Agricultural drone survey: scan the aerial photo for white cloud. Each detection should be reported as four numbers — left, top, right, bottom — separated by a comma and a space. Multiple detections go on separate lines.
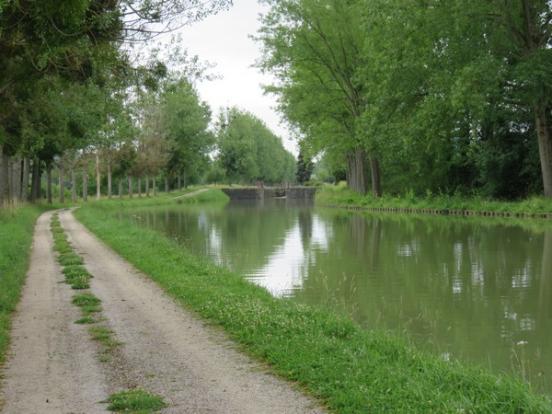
162, 0, 298, 155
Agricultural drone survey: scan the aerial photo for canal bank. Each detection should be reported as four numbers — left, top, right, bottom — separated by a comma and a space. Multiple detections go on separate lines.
316, 184, 552, 219
73, 193, 551, 413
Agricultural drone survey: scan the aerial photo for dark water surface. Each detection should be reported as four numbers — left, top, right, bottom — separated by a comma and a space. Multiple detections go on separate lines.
121, 200, 552, 394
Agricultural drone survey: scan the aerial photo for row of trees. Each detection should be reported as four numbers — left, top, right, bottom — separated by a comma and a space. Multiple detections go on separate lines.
258, 0, 552, 199
0, 0, 234, 206
212, 108, 296, 184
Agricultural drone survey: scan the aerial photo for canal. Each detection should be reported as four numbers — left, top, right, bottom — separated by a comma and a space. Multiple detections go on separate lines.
121, 199, 552, 394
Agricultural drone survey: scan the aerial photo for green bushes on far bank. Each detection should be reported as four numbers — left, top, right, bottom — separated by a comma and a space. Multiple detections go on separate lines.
316, 183, 552, 217
0, 206, 45, 366
75, 202, 551, 414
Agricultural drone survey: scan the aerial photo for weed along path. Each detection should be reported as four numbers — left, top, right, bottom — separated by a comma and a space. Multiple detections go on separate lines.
1, 212, 108, 413
57, 209, 325, 414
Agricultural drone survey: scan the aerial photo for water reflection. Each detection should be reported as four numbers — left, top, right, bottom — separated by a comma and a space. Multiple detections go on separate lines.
123, 204, 552, 394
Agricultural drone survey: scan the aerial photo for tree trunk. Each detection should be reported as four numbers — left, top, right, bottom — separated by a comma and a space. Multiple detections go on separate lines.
6, 157, 12, 204
47, 165, 53, 204
107, 160, 112, 199
58, 163, 64, 204
71, 168, 77, 203
369, 156, 382, 197
95, 151, 101, 200
30, 158, 41, 202
164, 177, 169, 193
0, 147, 8, 206
83, 164, 88, 202
145, 175, 150, 196
128, 175, 133, 198
21, 158, 30, 201
138, 177, 142, 197
346, 148, 368, 194
10, 157, 21, 203
535, 104, 552, 198
177, 173, 182, 190
118, 179, 123, 198
152, 176, 156, 196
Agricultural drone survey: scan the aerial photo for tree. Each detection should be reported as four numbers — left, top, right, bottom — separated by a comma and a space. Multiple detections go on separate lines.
258, 0, 381, 195
296, 152, 314, 185
216, 108, 295, 185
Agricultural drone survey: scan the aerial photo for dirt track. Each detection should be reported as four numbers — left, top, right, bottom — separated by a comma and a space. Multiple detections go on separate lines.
1, 210, 324, 414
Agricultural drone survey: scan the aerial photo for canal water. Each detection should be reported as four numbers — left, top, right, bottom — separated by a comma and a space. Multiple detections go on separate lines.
121, 200, 552, 394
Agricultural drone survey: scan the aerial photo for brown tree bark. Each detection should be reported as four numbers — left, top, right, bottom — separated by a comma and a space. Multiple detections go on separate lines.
346, 148, 368, 194
0, 147, 8, 205
177, 173, 182, 190
58, 163, 65, 204
535, 104, 552, 198
128, 175, 133, 198
83, 164, 88, 202
95, 151, 101, 200
164, 177, 169, 193
30, 158, 41, 202
107, 160, 112, 199
152, 176, 156, 196
10, 157, 21, 203
369, 156, 382, 197
6, 157, 12, 204
21, 158, 30, 201
71, 168, 77, 203
47, 165, 53, 204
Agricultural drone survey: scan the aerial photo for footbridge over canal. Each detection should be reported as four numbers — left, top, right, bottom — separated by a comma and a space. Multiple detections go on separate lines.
221, 186, 317, 201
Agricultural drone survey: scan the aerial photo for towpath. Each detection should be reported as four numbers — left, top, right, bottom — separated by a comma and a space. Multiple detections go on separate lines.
1, 210, 325, 414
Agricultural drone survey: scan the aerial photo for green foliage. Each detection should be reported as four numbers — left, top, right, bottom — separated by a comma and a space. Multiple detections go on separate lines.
215, 108, 296, 184
76, 203, 551, 413
258, 0, 552, 199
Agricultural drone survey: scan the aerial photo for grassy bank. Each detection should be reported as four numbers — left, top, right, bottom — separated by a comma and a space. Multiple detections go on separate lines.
75, 198, 551, 413
316, 183, 552, 217
0, 205, 50, 366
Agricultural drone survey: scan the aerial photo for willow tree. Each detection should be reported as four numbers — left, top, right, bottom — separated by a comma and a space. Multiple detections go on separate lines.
258, 0, 380, 195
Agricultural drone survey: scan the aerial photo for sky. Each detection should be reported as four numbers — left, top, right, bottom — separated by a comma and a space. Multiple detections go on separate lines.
162, 0, 297, 155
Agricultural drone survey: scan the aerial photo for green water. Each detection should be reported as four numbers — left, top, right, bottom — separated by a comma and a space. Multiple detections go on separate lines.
123, 200, 552, 394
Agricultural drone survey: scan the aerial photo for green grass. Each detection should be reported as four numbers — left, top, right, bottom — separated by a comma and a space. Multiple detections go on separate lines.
316, 183, 552, 216
88, 326, 120, 350
0, 205, 49, 367
50, 215, 120, 361
75, 203, 552, 413
75, 316, 97, 325
57, 252, 84, 266
105, 389, 167, 413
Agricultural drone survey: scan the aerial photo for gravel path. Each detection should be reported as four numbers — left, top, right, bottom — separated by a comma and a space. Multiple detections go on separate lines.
3, 209, 323, 413
173, 188, 208, 200
1, 212, 108, 414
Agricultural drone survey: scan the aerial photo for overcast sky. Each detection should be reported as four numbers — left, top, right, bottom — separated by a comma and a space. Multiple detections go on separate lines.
165, 0, 297, 155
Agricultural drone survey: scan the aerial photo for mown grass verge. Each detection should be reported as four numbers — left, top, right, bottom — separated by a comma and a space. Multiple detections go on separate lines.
0, 205, 49, 367
316, 183, 552, 218
75, 202, 552, 413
